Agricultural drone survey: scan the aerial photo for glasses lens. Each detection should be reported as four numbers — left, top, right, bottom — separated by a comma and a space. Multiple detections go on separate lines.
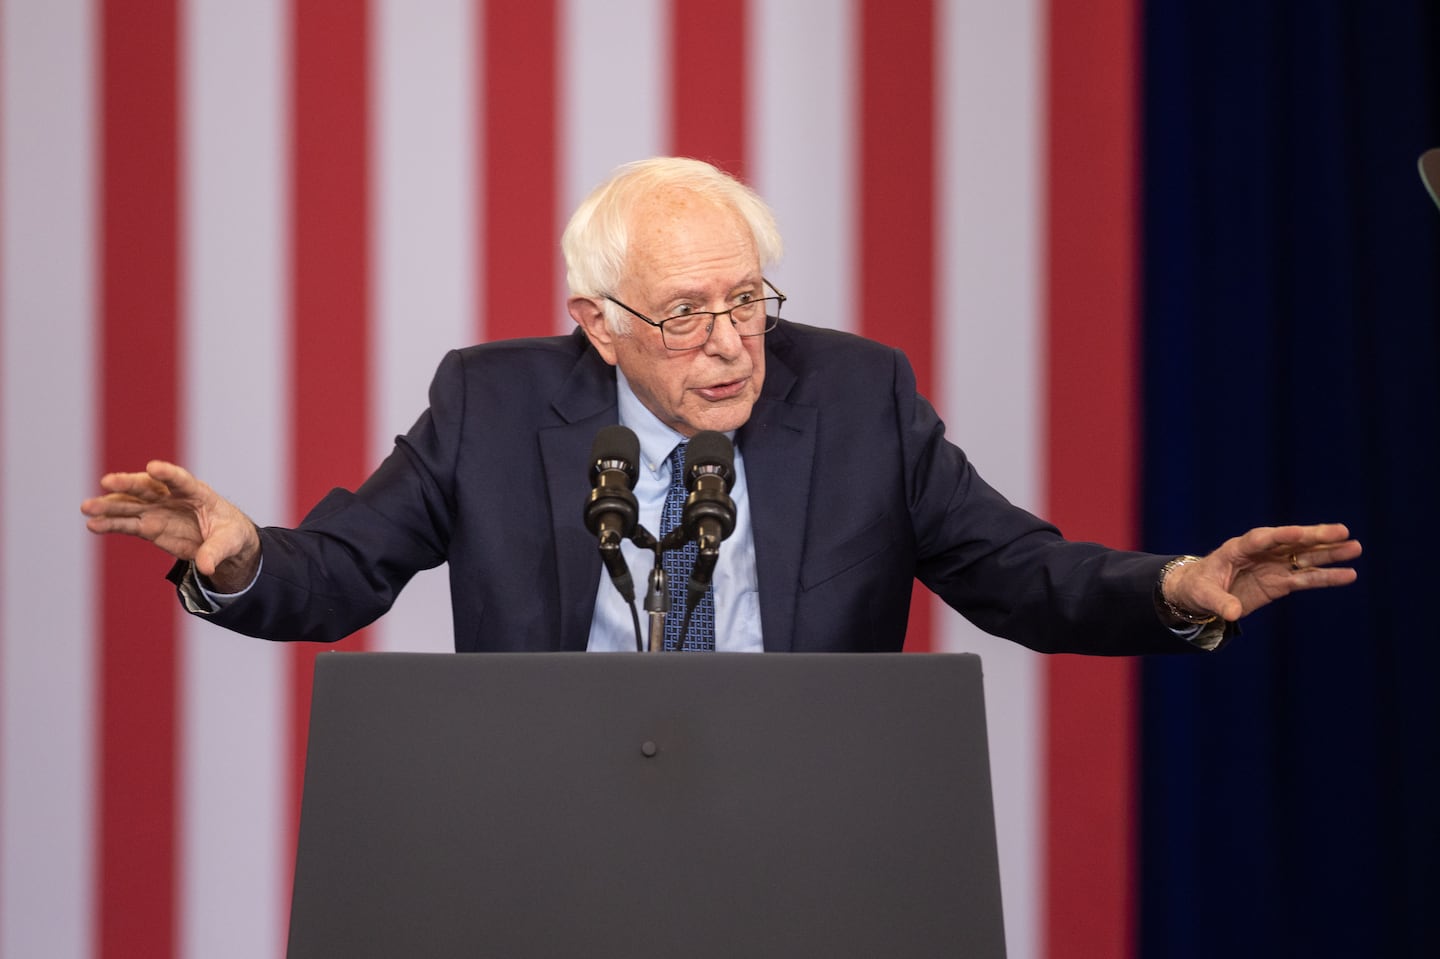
661, 313, 710, 350
658, 295, 782, 349
735, 297, 781, 337
730, 300, 762, 332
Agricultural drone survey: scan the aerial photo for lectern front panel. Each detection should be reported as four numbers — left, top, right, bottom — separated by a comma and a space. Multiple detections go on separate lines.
288, 652, 1005, 958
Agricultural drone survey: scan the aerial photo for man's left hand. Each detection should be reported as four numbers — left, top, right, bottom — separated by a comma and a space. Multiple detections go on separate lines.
1163, 523, 1362, 623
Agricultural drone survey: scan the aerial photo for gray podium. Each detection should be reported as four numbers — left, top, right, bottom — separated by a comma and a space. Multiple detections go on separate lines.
287, 652, 1007, 958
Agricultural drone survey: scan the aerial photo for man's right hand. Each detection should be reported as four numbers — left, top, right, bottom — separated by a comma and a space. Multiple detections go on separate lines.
80, 460, 261, 593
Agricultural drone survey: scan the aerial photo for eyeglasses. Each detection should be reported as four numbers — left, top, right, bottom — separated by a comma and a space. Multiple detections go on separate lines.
604, 278, 786, 351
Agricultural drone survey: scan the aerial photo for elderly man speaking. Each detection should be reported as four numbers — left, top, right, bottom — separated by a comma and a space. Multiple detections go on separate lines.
82, 157, 1359, 654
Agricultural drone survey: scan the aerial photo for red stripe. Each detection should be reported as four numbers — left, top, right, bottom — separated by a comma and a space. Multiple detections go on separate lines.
1044, 0, 1140, 956
481, 0, 557, 342
288, 0, 372, 909
668, 0, 748, 179
98, 2, 181, 955
857, 0, 936, 652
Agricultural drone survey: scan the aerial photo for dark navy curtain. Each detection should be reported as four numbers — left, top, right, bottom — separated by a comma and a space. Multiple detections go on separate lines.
1140, 2, 1440, 956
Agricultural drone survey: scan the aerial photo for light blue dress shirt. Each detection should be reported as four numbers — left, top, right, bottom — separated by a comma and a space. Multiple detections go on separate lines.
585, 369, 764, 653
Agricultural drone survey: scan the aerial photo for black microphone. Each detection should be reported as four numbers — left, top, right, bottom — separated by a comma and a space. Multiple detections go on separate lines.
584, 425, 640, 602
678, 430, 736, 603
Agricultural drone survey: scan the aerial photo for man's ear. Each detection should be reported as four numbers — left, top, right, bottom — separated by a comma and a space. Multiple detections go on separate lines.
568, 296, 618, 365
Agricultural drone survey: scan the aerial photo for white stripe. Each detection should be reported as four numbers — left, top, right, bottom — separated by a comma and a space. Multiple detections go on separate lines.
0, 4, 1060, 951
560, 0, 667, 311
370, 0, 476, 654
937, 2, 1044, 957
0, 2, 97, 957
749, 0, 857, 334
179, 1, 290, 955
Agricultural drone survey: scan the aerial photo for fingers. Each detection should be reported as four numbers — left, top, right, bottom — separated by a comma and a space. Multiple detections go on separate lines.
1254, 523, 1353, 550
1290, 538, 1363, 570
1288, 566, 1359, 589
81, 513, 146, 537
80, 480, 169, 529
95, 469, 171, 501
83, 461, 207, 519
1236, 524, 1361, 565
79, 491, 156, 527
90, 461, 199, 501
144, 459, 200, 495
81, 461, 201, 547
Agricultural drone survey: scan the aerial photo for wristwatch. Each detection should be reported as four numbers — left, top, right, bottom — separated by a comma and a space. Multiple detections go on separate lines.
1155, 555, 1218, 626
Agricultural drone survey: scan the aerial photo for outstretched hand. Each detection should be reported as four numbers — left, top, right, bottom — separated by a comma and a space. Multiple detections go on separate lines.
80, 460, 261, 592
1163, 523, 1361, 623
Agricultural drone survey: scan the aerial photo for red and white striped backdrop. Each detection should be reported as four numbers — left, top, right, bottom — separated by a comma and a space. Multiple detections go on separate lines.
0, 1, 1140, 956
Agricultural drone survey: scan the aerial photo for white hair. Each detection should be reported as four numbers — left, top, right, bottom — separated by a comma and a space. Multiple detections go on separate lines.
563, 157, 783, 334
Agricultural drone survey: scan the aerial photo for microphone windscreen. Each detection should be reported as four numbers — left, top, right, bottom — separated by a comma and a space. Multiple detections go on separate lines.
1422, 149, 1440, 212
590, 425, 640, 484
685, 431, 735, 490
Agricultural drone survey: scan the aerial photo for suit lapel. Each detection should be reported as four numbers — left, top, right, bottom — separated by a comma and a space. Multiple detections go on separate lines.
540, 337, 619, 651
540, 329, 817, 653
737, 345, 816, 653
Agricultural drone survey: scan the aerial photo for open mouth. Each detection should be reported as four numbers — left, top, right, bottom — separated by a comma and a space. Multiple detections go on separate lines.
695, 377, 747, 401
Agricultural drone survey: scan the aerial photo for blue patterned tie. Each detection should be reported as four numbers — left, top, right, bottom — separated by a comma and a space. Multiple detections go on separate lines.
660, 442, 716, 651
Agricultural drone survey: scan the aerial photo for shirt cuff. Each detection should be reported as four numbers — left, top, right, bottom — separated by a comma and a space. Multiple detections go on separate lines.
1183, 620, 1227, 652
174, 557, 262, 614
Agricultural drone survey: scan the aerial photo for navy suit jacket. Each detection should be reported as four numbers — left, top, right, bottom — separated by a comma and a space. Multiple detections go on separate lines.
196, 321, 1191, 656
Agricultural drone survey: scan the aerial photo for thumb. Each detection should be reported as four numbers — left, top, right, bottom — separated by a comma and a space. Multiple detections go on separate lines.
193, 523, 257, 581
1188, 580, 1243, 622
192, 537, 231, 579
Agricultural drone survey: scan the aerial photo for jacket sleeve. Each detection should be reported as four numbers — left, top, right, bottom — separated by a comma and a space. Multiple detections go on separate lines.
179, 350, 469, 643
893, 348, 1202, 655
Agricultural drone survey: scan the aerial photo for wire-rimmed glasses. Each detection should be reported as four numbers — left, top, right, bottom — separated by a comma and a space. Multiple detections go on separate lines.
604, 278, 786, 351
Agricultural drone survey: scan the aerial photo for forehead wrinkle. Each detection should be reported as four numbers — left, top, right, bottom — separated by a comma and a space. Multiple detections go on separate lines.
656, 271, 761, 306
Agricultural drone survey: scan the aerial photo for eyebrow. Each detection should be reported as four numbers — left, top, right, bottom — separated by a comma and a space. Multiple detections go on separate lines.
655, 277, 763, 310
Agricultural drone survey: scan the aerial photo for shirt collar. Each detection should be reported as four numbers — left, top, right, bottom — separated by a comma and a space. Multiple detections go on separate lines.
615, 367, 736, 477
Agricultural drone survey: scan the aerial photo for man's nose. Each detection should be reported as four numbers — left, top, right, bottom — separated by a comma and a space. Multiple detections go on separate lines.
703, 310, 745, 356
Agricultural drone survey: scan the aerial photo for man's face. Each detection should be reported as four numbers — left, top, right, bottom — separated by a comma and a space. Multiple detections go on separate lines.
574, 190, 766, 437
